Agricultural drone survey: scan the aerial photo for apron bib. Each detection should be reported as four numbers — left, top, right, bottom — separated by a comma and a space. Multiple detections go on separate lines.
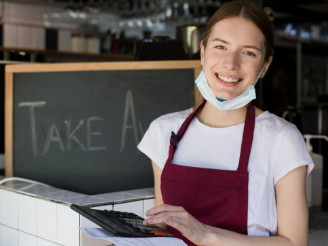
161, 101, 255, 245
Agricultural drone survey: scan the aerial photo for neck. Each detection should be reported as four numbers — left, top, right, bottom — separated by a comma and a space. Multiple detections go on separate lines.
197, 101, 249, 128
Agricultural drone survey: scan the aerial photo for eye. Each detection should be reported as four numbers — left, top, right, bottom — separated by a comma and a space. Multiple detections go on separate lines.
244, 50, 257, 57
215, 45, 226, 50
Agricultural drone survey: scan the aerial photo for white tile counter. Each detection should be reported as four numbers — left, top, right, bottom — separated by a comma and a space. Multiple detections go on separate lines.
0, 177, 155, 246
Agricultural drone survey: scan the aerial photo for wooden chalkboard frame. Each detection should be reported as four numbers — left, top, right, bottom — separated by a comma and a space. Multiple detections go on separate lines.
5, 60, 202, 189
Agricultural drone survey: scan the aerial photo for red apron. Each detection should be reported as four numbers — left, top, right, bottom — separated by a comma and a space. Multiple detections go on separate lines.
161, 101, 255, 246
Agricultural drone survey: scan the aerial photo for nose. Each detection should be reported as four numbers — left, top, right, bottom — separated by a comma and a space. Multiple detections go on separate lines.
223, 51, 240, 70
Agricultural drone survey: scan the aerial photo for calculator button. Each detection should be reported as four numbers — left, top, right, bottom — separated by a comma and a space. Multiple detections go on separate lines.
151, 230, 170, 236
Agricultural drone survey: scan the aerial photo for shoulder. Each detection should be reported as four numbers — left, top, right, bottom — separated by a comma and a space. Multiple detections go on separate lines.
254, 111, 305, 153
256, 111, 299, 134
252, 111, 313, 183
149, 108, 193, 131
138, 108, 193, 169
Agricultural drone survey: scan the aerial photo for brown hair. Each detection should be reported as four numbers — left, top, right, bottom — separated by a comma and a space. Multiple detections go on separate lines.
202, 0, 273, 61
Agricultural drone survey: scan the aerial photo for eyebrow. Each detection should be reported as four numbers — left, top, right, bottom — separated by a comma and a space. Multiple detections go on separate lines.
212, 37, 262, 52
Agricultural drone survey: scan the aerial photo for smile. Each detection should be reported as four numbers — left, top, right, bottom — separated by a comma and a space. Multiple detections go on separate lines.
217, 74, 240, 83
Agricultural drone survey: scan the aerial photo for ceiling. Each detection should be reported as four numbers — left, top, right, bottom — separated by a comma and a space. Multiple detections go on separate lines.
9, 0, 328, 25
56, 0, 328, 23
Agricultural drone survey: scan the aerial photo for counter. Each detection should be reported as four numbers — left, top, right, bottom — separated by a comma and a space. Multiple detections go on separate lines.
0, 177, 155, 246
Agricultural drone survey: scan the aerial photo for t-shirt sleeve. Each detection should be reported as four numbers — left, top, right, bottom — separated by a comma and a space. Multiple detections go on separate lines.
137, 118, 170, 170
273, 124, 314, 185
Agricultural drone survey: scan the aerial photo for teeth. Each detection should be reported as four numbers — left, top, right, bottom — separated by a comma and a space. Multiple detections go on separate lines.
218, 75, 239, 83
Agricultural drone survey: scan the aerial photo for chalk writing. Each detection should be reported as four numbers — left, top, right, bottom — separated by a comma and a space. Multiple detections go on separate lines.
18, 101, 46, 156
87, 117, 107, 151
18, 89, 144, 156
42, 124, 65, 155
18, 101, 107, 157
120, 90, 144, 152
65, 119, 86, 151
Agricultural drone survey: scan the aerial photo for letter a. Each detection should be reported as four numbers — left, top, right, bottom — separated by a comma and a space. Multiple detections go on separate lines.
120, 90, 138, 152
42, 124, 65, 156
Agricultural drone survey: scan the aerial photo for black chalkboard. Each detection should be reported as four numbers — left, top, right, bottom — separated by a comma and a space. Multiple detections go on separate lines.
6, 61, 200, 194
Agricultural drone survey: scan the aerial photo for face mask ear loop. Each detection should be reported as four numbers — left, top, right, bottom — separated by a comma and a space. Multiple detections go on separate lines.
253, 63, 266, 87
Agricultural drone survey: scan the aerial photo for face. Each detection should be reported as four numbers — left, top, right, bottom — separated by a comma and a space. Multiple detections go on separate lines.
200, 17, 272, 100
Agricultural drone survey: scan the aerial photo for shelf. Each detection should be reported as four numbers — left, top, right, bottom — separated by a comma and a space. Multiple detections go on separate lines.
0, 47, 135, 63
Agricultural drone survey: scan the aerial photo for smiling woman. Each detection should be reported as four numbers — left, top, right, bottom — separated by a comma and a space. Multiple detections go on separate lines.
138, 1, 314, 246
200, 8, 272, 103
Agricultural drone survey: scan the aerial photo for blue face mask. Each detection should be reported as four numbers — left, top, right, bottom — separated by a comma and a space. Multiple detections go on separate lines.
195, 66, 265, 111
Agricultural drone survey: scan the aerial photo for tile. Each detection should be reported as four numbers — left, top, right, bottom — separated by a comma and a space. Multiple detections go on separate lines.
0, 225, 2, 246
92, 191, 140, 204
92, 204, 114, 210
114, 200, 144, 217
18, 231, 36, 246
18, 194, 37, 235
122, 188, 155, 199
1, 190, 18, 228
57, 203, 79, 246
21, 185, 62, 197
0, 179, 33, 191
1, 225, 18, 246
36, 199, 57, 243
41, 190, 85, 204
66, 195, 106, 206
36, 238, 58, 246
143, 198, 155, 218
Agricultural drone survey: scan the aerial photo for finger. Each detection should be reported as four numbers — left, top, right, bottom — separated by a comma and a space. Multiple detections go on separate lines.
143, 210, 186, 226
155, 214, 208, 245
148, 213, 191, 236
145, 204, 184, 216
143, 211, 170, 225
143, 210, 208, 245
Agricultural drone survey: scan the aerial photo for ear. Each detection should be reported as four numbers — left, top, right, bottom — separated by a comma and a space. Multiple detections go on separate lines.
200, 41, 205, 67
260, 56, 273, 78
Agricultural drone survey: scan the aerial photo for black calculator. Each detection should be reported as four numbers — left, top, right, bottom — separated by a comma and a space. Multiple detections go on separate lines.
70, 204, 174, 237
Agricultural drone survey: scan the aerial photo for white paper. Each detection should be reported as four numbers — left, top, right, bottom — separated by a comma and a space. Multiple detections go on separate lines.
80, 227, 188, 246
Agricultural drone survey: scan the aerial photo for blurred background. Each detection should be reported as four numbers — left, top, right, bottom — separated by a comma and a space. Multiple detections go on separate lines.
0, 2, 328, 241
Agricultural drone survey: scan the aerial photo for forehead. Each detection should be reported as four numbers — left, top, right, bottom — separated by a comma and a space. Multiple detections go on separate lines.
209, 17, 265, 48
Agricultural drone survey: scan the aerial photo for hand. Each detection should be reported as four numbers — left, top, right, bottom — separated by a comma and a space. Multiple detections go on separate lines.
143, 204, 211, 245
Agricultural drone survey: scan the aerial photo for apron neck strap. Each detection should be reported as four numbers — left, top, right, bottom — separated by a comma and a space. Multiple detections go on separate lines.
175, 100, 206, 142
168, 101, 206, 160
238, 103, 255, 172
169, 101, 255, 172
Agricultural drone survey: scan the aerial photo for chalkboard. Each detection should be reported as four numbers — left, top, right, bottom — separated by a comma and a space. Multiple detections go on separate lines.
5, 61, 201, 194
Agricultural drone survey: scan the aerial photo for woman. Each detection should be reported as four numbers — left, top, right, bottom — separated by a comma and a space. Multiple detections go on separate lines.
138, 1, 314, 245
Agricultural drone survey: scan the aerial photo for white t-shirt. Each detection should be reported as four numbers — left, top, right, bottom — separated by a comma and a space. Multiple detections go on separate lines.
137, 108, 314, 236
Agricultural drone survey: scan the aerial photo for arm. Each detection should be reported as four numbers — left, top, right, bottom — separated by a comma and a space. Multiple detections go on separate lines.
145, 165, 308, 246
152, 161, 164, 206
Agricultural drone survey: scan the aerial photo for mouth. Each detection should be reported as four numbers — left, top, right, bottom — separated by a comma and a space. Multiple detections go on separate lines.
215, 73, 242, 83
